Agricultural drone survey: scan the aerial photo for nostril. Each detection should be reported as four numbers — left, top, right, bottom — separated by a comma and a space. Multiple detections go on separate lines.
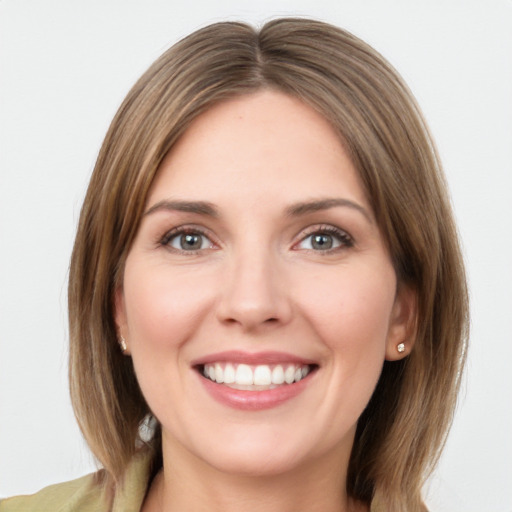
215, 279, 293, 329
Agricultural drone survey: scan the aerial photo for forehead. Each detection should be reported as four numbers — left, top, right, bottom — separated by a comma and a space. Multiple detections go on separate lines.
147, 90, 369, 212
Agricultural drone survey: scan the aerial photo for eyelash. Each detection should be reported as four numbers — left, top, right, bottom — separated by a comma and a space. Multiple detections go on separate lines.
159, 224, 354, 255
159, 226, 216, 254
294, 225, 354, 253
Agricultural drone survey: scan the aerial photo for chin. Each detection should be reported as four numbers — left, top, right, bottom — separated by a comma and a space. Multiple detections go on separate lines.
202, 445, 310, 478
177, 420, 347, 479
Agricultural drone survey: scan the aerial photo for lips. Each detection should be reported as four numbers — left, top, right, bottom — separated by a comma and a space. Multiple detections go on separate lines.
192, 351, 318, 410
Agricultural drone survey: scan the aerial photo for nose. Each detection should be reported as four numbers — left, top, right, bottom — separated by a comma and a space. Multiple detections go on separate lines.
216, 248, 293, 332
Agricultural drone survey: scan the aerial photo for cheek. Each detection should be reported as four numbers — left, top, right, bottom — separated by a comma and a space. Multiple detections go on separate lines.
297, 264, 397, 349
121, 261, 219, 421
293, 260, 397, 415
122, 261, 216, 353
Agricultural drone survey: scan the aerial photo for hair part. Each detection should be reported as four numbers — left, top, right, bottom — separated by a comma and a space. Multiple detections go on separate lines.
69, 18, 468, 511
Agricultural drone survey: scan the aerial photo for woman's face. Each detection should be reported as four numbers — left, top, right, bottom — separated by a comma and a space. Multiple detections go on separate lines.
116, 90, 414, 477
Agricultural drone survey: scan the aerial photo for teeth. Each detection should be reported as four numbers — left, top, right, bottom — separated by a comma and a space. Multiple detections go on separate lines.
214, 363, 224, 384
202, 363, 312, 387
271, 365, 285, 385
254, 365, 272, 386
224, 363, 235, 384
284, 365, 295, 384
235, 364, 253, 385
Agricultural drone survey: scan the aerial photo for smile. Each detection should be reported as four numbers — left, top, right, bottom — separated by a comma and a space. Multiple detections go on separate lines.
202, 363, 312, 390
193, 351, 318, 410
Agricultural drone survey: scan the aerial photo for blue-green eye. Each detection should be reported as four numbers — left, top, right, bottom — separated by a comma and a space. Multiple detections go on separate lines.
162, 229, 214, 252
297, 227, 353, 251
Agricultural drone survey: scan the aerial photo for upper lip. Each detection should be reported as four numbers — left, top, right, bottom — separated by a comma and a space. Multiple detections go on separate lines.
191, 350, 318, 366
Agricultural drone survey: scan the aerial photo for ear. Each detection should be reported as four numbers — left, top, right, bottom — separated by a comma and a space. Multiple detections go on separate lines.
114, 285, 131, 355
385, 283, 417, 361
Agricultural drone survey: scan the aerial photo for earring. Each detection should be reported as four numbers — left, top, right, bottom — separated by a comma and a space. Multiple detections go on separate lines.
119, 336, 128, 353
397, 342, 406, 353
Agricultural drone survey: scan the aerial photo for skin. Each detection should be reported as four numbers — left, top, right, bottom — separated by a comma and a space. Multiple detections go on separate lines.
115, 90, 415, 512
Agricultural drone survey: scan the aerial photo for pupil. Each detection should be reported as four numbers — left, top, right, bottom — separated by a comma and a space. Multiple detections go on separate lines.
312, 234, 332, 250
181, 234, 201, 250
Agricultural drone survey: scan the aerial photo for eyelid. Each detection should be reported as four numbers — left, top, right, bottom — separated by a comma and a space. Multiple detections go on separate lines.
159, 224, 218, 253
157, 223, 353, 254
292, 224, 354, 251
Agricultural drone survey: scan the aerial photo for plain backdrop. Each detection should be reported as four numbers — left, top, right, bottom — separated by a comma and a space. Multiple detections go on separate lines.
1, 1, 511, 510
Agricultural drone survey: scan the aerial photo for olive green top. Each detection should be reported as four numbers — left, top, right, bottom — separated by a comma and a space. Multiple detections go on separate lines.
0, 451, 152, 512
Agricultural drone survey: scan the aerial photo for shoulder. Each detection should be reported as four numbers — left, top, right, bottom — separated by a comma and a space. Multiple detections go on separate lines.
0, 472, 107, 512
0, 449, 154, 512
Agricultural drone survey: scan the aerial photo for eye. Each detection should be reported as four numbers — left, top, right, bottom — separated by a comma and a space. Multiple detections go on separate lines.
161, 228, 215, 253
295, 226, 353, 252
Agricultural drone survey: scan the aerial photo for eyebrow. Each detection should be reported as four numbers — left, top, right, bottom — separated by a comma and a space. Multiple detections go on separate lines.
144, 200, 218, 217
144, 197, 372, 223
286, 198, 373, 223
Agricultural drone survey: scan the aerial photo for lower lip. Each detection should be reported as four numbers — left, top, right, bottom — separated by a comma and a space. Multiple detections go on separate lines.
198, 372, 313, 411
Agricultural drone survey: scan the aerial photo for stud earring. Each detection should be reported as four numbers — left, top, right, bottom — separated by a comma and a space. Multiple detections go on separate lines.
397, 342, 405, 353
119, 336, 128, 353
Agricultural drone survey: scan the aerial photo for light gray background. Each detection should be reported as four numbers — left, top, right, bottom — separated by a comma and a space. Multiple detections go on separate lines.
1, 1, 511, 510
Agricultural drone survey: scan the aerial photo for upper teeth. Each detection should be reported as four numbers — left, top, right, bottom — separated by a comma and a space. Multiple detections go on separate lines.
203, 363, 310, 387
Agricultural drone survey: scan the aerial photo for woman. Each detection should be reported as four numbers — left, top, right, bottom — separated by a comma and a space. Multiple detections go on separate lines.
0, 18, 468, 512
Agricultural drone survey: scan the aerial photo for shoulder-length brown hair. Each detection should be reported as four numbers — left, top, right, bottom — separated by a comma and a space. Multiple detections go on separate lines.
69, 18, 468, 512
